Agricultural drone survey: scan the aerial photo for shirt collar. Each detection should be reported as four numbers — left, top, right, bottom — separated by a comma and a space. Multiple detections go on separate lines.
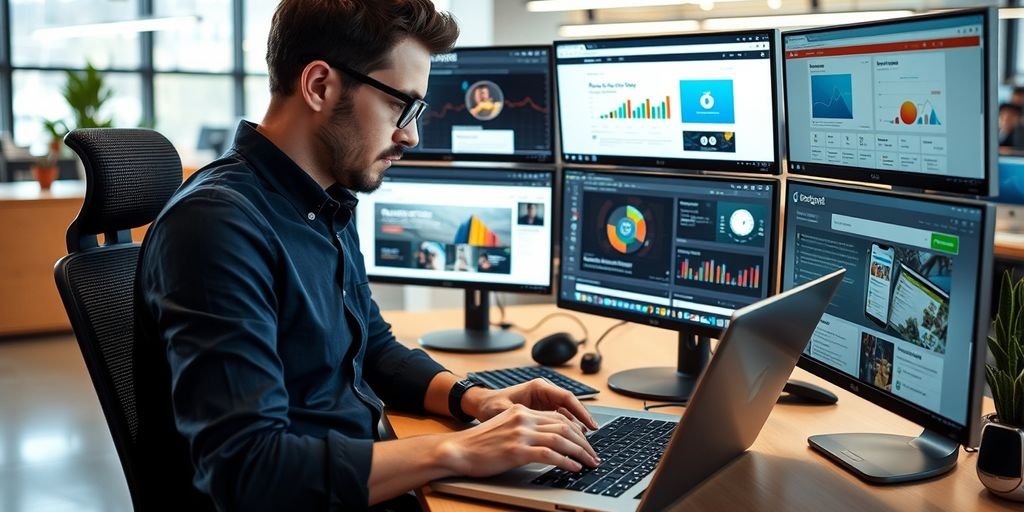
230, 120, 358, 225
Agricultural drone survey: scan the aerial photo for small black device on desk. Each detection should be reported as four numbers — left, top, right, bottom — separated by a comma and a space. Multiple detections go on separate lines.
467, 366, 600, 399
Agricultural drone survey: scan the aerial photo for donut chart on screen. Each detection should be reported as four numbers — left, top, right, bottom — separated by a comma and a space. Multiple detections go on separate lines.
606, 205, 646, 254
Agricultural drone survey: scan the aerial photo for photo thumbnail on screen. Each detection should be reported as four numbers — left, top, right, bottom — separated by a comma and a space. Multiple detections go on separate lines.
408, 47, 553, 162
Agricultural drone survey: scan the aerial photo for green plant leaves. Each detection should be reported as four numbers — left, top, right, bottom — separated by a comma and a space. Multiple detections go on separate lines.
62, 62, 114, 130
989, 270, 1024, 427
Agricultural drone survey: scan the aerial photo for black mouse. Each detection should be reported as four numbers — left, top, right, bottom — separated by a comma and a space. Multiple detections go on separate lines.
531, 332, 579, 366
580, 352, 602, 374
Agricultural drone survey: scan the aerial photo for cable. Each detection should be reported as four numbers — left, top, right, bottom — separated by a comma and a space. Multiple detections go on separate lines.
643, 401, 686, 411
593, 320, 629, 356
491, 294, 591, 344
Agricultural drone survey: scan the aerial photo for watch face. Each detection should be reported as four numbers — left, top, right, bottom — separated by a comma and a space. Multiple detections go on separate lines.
729, 208, 755, 237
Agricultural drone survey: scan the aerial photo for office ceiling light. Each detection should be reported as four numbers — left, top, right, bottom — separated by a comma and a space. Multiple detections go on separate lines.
32, 15, 200, 41
702, 10, 914, 31
559, 19, 701, 38
767, 0, 782, 9
527, 0, 741, 12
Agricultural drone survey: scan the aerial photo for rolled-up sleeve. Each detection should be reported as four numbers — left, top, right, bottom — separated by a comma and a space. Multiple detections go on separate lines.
140, 190, 372, 510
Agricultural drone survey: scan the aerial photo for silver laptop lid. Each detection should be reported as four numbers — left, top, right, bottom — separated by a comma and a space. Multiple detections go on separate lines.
640, 268, 845, 512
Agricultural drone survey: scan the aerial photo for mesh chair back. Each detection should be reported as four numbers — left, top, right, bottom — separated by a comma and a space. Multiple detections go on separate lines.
53, 128, 213, 510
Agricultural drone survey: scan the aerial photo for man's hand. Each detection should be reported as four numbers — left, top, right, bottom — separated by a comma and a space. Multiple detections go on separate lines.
462, 378, 599, 431
435, 404, 600, 477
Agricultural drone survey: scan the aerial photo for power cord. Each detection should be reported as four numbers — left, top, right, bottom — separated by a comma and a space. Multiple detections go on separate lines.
492, 293, 591, 344
643, 401, 686, 411
593, 320, 629, 356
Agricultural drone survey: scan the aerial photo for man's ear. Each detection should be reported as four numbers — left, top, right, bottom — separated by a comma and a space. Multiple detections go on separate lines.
298, 60, 336, 114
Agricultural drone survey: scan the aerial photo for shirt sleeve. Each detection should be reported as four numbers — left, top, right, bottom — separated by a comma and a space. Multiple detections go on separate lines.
140, 189, 372, 511
360, 289, 446, 414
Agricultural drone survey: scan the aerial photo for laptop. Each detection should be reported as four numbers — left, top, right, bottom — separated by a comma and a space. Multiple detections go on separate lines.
431, 269, 845, 512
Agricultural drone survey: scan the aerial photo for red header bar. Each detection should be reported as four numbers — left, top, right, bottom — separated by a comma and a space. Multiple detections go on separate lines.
786, 35, 980, 59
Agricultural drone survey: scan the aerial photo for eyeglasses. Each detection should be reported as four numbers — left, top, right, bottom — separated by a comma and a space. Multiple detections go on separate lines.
331, 63, 428, 129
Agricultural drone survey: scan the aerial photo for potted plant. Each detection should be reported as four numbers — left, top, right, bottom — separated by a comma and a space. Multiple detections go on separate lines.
978, 270, 1024, 501
39, 62, 114, 182
30, 119, 67, 190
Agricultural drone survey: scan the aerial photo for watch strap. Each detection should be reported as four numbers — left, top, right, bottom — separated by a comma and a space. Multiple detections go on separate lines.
448, 378, 479, 423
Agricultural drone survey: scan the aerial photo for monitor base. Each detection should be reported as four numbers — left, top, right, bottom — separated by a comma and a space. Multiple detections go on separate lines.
420, 329, 525, 353
808, 430, 959, 484
607, 367, 699, 402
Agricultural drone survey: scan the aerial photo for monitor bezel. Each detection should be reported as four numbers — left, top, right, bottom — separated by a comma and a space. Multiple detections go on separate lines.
782, 178, 993, 446
782, 7, 998, 197
404, 44, 556, 164
556, 167, 781, 338
362, 166, 556, 295
553, 29, 783, 175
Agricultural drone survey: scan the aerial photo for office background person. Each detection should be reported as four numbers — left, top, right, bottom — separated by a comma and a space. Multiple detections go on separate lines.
518, 202, 544, 225
135, 1, 598, 510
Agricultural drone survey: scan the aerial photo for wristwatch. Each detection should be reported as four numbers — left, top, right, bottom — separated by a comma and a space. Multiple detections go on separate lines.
448, 378, 480, 423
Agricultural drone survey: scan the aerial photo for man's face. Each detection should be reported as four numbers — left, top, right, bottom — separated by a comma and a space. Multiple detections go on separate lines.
1001, 109, 1020, 134
475, 86, 491, 102
527, 204, 537, 217
317, 38, 430, 192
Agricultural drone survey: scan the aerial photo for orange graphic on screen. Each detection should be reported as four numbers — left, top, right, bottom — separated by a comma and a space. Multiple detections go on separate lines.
453, 215, 501, 247
899, 101, 918, 125
606, 205, 646, 254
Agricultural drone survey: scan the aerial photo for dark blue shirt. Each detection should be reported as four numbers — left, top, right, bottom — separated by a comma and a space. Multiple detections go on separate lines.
137, 121, 446, 510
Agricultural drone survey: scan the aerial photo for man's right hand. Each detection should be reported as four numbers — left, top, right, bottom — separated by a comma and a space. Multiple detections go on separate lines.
435, 404, 600, 477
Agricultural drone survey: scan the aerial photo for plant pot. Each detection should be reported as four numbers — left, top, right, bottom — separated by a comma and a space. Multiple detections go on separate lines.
31, 166, 58, 191
978, 413, 1024, 501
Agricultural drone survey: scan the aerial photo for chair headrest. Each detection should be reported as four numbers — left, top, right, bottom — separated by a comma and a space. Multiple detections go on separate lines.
64, 129, 182, 250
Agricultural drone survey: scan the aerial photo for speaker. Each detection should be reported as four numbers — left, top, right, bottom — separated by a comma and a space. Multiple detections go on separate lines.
977, 416, 1024, 501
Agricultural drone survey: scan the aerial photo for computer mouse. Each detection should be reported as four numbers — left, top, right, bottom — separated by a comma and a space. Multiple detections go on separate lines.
531, 332, 579, 366
580, 352, 602, 374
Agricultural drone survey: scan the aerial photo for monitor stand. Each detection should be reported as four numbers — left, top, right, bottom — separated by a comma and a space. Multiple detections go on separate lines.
419, 289, 525, 353
808, 429, 960, 483
605, 332, 840, 405
606, 333, 710, 402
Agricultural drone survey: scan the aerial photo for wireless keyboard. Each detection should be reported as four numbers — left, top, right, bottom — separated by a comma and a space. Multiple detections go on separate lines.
468, 366, 600, 399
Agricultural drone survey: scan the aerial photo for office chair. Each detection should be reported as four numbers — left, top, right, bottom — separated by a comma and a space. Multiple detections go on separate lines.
53, 128, 214, 510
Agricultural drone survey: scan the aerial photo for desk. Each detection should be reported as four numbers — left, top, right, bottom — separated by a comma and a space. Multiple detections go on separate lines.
996, 231, 1024, 260
384, 304, 1013, 512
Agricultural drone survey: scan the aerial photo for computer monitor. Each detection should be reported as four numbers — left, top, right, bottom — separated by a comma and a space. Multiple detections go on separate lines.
405, 46, 554, 163
356, 166, 554, 352
558, 169, 778, 401
996, 154, 1024, 232
782, 179, 993, 483
554, 30, 781, 173
783, 8, 997, 196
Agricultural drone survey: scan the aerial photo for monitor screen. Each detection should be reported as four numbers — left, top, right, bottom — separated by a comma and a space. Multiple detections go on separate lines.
783, 9, 996, 195
356, 166, 553, 293
558, 169, 778, 336
782, 180, 991, 439
554, 31, 781, 173
405, 46, 554, 163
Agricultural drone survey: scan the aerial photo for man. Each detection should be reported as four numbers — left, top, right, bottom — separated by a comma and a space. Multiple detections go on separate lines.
999, 102, 1024, 148
468, 83, 501, 120
519, 203, 542, 225
135, 1, 598, 510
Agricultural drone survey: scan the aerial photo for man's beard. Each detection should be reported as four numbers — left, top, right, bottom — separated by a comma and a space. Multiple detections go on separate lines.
316, 101, 405, 193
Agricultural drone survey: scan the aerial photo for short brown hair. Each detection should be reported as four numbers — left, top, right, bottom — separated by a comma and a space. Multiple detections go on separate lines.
266, 0, 459, 95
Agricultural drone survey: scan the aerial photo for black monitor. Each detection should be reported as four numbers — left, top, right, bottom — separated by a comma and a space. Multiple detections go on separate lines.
554, 30, 781, 173
783, 8, 997, 196
405, 46, 554, 163
197, 125, 231, 156
356, 166, 554, 352
558, 169, 778, 401
782, 179, 993, 483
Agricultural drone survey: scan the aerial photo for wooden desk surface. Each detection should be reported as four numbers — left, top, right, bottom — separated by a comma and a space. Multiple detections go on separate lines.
383, 304, 1013, 512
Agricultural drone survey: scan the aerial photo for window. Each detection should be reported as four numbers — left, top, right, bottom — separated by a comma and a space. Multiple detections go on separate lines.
154, 0, 233, 72
155, 74, 235, 158
10, 0, 141, 68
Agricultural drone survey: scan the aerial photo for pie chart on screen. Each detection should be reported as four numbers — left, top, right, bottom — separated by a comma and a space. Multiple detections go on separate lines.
607, 205, 646, 254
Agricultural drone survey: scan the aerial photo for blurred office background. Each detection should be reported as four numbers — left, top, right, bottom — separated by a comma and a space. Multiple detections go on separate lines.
0, 2, 1016, 510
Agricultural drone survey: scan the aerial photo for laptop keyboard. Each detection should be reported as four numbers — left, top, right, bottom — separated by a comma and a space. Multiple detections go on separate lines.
530, 416, 675, 498
468, 366, 600, 399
